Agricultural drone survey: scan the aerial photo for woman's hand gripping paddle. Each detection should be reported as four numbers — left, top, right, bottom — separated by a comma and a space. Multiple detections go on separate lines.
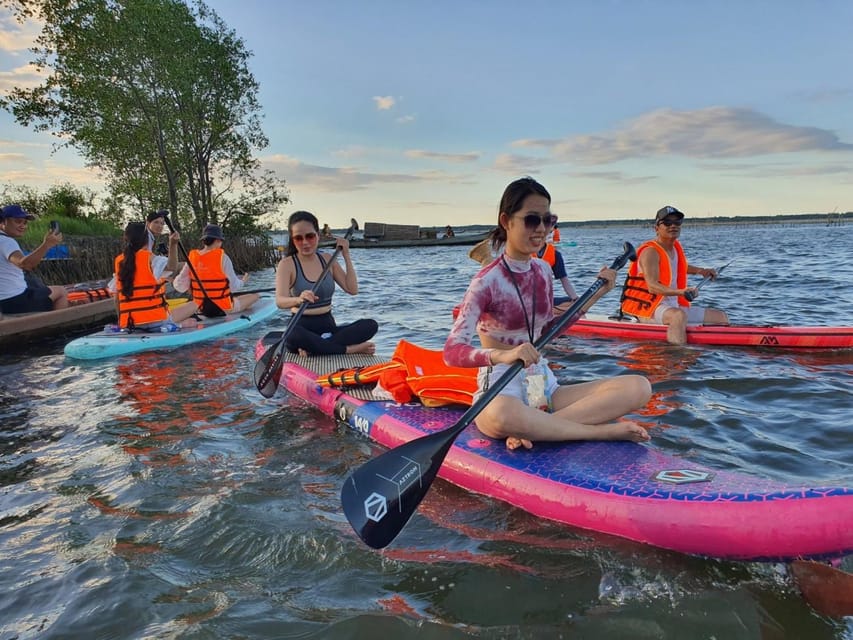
684, 260, 733, 302
253, 222, 358, 398
162, 214, 226, 318
341, 242, 637, 549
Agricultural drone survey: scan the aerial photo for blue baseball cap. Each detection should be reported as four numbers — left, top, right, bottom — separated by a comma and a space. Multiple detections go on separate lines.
1, 204, 36, 220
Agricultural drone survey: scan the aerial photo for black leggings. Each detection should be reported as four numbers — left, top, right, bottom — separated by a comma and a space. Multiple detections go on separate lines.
285, 312, 378, 355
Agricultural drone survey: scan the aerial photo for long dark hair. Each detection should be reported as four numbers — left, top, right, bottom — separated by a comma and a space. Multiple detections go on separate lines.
117, 222, 148, 296
285, 210, 320, 257
487, 176, 551, 250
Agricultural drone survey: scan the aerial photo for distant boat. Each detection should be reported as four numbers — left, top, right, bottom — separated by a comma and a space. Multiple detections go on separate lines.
320, 232, 489, 249
317, 221, 488, 249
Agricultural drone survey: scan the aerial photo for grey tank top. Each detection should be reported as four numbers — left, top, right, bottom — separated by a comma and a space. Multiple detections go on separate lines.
291, 253, 335, 309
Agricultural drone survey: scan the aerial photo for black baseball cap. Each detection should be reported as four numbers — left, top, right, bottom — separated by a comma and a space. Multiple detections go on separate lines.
147, 209, 168, 222
655, 206, 685, 223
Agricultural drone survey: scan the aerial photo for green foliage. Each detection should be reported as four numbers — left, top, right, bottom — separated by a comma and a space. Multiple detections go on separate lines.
2, 0, 289, 233
21, 214, 122, 244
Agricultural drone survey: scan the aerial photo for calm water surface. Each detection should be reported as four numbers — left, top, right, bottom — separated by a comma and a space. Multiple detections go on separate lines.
1, 223, 851, 639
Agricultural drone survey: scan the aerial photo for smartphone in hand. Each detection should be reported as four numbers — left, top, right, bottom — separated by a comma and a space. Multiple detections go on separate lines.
49, 220, 60, 232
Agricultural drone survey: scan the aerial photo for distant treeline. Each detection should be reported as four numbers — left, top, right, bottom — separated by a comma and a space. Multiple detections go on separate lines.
304, 212, 850, 237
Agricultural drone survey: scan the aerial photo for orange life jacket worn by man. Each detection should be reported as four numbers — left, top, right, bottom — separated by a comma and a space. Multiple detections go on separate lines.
620, 206, 729, 345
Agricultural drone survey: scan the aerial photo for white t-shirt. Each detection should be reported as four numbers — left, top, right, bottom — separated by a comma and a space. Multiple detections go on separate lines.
0, 233, 27, 301
173, 253, 243, 293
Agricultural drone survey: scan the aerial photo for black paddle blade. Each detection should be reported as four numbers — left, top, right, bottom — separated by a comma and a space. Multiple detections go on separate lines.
254, 343, 284, 398
341, 424, 465, 549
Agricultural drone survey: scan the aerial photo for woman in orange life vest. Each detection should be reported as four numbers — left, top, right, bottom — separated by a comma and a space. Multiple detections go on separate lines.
112, 222, 198, 330
275, 210, 378, 356
535, 240, 579, 306
173, 224, 259, 314
619, 206, 728, 345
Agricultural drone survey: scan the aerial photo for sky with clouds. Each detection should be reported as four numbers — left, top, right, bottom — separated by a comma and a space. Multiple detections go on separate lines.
1, 0, 852, 227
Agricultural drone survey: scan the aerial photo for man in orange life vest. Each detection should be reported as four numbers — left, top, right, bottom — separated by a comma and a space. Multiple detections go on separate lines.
620, 206, 728, 345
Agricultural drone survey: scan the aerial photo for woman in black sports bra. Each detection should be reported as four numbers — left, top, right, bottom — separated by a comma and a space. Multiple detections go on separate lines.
274, 211, 378, 356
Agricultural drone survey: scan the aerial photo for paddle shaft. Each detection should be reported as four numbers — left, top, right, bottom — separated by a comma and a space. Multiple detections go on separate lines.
341, 242, 636, 549
684, 260, 733, 302
162, 215, 224, 316
254, 224, 356, 395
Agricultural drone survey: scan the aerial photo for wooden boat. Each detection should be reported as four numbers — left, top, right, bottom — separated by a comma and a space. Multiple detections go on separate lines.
1, 279, 117, 349
319, 232, 489, 249
1, 298, 115, 348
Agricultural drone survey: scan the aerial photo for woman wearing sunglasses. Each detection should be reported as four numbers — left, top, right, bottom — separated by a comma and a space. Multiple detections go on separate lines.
620, 206, 729, 345
274, 210, 378, 356
444, 177, 652, 450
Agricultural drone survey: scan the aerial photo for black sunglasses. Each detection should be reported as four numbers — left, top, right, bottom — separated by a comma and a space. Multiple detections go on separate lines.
659, 218, 683, 227
515, 212, 558, 229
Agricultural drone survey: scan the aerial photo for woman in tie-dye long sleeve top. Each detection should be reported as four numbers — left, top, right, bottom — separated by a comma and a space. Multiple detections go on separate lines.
444, 177, 653, 450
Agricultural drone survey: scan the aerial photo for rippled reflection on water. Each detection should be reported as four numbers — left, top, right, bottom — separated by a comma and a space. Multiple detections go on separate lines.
0, 223, 851, 639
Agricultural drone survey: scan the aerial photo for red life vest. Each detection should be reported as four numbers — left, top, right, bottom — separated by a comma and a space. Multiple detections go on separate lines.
187, 248, 233, 311
620, 240, 689, 318
114, 250, 169, 328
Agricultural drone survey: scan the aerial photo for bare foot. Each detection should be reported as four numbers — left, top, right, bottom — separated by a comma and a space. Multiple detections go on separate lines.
298, 348, 310, 358
506, 436, 533, 450
598, 421, 650, 443
346, 341, 375, 355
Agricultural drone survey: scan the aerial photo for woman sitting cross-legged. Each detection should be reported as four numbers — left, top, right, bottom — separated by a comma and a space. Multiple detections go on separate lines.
275, 210, 378, 356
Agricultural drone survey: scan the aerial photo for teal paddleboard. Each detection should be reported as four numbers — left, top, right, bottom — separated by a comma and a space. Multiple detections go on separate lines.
65, 297, 279, 360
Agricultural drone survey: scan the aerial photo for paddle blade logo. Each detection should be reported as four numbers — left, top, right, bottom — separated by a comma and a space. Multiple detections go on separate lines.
653, 469, 714, 484
364, 492, 388, 522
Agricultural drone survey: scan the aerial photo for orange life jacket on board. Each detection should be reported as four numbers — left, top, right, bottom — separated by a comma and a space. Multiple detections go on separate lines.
533, 243, 557, 267
187, 248, 233, 311
114, 250, 169, 328
620, 240, 689, 318
316, 339, 478, 407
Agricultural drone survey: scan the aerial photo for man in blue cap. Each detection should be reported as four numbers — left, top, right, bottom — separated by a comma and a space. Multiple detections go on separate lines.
0, 204, 69, 313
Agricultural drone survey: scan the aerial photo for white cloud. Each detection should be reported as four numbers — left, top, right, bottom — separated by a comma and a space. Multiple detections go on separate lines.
372, 95, 396, 110
512, 107, 853, 164
404, 149, 479, 163
263, 153, 428, 192
0, 62, 47, 92
395, 114, 415, 124
0, 16, 41, 53
492, 153, 551, 174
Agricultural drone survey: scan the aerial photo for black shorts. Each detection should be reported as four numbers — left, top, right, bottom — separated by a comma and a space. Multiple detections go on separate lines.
1, 286, 53, 313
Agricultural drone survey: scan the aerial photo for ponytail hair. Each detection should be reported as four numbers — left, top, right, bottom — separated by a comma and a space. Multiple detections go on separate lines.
117, 222, 148, 297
